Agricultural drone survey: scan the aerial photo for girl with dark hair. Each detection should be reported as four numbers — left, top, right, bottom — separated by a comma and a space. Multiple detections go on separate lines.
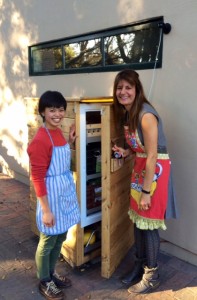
27, 91, 80, 300
112, 70, 178, 294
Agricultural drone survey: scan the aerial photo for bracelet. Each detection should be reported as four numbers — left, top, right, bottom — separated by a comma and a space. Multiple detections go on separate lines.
141, 188, 150, 194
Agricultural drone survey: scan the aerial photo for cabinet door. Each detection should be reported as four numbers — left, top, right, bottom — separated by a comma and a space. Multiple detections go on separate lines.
101, 105, 134, 278
77, 103, 102, 227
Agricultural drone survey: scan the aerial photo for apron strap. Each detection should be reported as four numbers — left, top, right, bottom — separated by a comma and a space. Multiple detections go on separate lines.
44, 125, 55, 147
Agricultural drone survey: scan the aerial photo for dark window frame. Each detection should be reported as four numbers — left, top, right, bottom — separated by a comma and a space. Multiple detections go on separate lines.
28, 16, 165, 76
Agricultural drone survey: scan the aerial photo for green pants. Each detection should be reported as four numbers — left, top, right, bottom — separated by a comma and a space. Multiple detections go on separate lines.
35, 232, 67, 281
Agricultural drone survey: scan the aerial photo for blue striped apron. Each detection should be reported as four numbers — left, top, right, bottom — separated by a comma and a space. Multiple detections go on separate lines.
36, 128, 80, 235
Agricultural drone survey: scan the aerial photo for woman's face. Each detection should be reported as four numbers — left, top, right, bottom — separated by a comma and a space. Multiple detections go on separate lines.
42, 106, 65, 129
116, 79, 136, 111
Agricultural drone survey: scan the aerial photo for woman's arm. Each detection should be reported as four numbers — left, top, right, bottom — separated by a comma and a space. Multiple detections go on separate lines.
140, 113, 158, 209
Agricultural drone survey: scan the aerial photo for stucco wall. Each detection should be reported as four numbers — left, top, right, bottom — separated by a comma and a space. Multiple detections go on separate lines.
0, 0, 197, 263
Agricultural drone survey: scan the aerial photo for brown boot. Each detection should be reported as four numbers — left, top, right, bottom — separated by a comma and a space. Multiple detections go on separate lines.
121, 258, 144, 285
128, 265, 160, 294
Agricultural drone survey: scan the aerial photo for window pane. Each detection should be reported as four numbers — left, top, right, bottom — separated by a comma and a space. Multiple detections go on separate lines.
104, 27, 160, 66
64, 39, 102, 68
32, 47, 62, 72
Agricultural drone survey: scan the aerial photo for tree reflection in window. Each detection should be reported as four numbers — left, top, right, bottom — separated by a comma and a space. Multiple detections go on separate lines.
32, 47, 62, 72
104, 27, 160, 66
64, 39, 102, 68
104, 34, 135, 65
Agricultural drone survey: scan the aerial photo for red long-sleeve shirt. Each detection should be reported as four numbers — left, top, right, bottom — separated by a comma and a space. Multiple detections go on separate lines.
27, 127, 67, 197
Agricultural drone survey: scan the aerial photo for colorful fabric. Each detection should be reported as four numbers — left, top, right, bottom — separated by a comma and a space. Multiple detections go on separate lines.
125, 104, 177, 230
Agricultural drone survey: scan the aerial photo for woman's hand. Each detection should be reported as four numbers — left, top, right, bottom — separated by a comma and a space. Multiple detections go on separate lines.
68, 124, 77, 144
139, 193, 151, 210
38, 195, 55, 227
112, 144, 131, 158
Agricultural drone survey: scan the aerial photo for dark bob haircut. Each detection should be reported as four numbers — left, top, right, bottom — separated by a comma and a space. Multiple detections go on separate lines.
38, 91, 67, 117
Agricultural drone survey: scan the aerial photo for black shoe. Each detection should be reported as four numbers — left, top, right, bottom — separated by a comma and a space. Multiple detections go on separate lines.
39, 280, 64, 300
52, 272, 72, 288
122, 269, 143, 285
121, 260, 144, 285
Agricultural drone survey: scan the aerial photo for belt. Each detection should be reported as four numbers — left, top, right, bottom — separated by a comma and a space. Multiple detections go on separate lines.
136, 152, 169, 159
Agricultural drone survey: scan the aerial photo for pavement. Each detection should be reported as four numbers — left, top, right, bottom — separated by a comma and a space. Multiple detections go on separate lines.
0, 172, 197, 300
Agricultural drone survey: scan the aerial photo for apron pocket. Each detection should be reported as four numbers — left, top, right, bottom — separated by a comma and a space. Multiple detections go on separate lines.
59, 193, 79, 216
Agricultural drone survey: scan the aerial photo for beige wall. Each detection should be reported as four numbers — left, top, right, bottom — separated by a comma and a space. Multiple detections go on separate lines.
0, 0, 197, 263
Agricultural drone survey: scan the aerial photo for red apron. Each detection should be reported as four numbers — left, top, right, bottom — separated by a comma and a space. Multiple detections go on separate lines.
125, 126, 170, 230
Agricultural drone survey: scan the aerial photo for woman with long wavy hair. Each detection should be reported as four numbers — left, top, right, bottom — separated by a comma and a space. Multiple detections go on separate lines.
112, 69, 178, 294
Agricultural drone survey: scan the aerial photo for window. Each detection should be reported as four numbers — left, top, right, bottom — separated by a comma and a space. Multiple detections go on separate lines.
29, 16, 165, 76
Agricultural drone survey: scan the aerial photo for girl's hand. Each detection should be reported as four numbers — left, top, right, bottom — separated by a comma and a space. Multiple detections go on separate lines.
42, 211, 55, 227
68, 124, 77, 144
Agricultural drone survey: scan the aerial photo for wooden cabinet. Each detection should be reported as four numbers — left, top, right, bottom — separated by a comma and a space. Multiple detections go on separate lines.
26, 97, 134, 279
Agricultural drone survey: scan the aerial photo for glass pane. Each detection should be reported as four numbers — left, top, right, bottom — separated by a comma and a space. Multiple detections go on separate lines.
32, 47, 62, 72
104, 27, 160, 65
64, 39, 102, 68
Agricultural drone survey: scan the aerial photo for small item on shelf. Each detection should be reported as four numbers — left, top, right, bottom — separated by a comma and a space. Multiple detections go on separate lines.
87, 178, 102, 210
94, 150, 101, 173
84, 229, 96, 246
86, 142, 101, 175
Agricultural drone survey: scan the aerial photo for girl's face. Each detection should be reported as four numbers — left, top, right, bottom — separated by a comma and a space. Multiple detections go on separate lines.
42, 106, 65, 129
116, 79, 136, 111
